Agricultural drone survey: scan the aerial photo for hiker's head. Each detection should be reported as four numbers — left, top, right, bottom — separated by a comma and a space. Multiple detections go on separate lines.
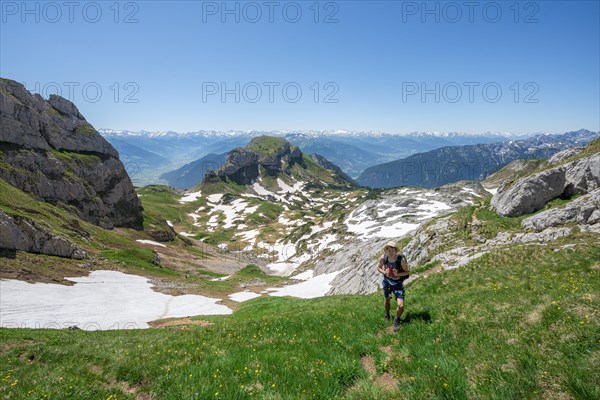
384, 241, 398, 255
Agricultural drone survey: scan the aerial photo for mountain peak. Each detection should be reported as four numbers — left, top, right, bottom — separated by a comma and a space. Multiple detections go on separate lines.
203, 136, 303, 187
245, 136, 295, 158
201, 135, 354, 192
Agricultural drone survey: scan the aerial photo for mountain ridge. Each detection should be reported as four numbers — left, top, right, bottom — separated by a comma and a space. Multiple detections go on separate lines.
357, 129, 599, 188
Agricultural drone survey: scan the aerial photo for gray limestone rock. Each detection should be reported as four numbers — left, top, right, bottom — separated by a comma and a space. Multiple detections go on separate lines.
522, 189, 600, 231
0, 78, 142, 229
0, 211, 87, 259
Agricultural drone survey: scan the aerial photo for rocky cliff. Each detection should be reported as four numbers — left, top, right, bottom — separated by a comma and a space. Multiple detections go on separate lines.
0, 210, 87, 259
203, 136, 304, 185
491, 144, 600, 217
0, 78, 143, 230
202, 136, 355, 190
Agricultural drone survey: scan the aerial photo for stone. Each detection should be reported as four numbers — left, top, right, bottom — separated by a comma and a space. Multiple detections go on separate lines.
548, 147, 585, 164
0, 78, 143, 229
491, 152, 600, 217
0, 210, 87, 259
491, 168, 566, 217
522, 189, 600, 231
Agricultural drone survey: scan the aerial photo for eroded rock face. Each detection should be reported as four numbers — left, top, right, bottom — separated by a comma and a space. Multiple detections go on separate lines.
203, 137, 305, 186
0, 78, 143, 230
491, 168, 567, 217
548, 147, 585, 164
491, 153, 600, 217
522, 189, 600, 231
0, 211, 87, 259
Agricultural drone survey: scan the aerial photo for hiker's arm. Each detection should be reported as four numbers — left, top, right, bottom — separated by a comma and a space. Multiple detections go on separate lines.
377, 256, 386, 275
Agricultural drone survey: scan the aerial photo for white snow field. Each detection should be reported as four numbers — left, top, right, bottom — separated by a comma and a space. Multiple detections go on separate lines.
0, 270, 232, 330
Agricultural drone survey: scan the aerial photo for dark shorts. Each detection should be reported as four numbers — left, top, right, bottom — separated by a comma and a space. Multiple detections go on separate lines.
382, 279, 405, 300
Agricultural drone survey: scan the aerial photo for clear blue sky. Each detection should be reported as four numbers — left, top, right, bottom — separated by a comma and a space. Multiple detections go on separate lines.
1, 0, 599, 134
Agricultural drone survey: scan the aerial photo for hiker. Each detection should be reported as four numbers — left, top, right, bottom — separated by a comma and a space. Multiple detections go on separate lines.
377, 241, 409, 332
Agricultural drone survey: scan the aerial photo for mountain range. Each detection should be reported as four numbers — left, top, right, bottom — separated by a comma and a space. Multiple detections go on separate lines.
357, 129, 599, 188
99, 129, 533, 186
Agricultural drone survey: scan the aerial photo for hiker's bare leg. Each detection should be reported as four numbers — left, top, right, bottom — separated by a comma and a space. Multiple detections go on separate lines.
384, 298, 391, 315
396, 299, 404, 319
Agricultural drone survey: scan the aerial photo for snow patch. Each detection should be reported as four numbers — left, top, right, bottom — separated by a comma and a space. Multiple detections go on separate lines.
291, 270, 314, 281
229, 291, 262, 302
267, 269, 346, 299
207, 193, 223, 204
0, 271, 232, 330
136, 240, 166, 248
179, 190, 202, 203
210, 275, 231, 282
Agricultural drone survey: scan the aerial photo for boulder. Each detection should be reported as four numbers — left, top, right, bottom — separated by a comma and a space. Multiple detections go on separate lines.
548, 146, 585, 164
0, 211, 87, 259
491, 168, 566, 217
491, 153, 600, 217
522, 189, 600, 231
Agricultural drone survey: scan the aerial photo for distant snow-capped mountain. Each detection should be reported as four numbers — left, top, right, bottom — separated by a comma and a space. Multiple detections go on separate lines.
357, 129, 599, 189
98, 128, 532, 139
97, 128, 566, 187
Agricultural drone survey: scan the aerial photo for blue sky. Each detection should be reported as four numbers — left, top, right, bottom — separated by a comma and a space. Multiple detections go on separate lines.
1, 0, 599, 134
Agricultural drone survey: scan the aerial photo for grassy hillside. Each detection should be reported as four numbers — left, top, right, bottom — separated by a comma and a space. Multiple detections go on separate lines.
0, 179, 221, 284
245, 136, 291, 156
1, 233, 598, 399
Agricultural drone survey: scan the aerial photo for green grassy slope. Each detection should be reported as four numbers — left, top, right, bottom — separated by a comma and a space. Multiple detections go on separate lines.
2, 233, 598, 399
0, 179, 198, 280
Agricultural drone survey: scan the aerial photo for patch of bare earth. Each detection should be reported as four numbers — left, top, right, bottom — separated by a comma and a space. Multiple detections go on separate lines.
103, 378, 156, 400
360, 351, 398, 393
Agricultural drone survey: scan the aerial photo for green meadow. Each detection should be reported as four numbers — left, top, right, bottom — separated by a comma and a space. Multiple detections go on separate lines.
1, 234, 598, 399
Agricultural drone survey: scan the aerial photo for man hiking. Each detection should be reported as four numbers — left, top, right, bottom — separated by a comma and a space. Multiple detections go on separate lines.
377, 241, 409, 332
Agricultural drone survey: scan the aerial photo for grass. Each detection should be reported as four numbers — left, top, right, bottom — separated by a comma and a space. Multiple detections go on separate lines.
0, 178, 187, 280
200, 178, 247, 196
137, 186, 187, 225
247, 202, 283, 224
75, 124, 96, 136
482, 159, 548, 188
1, 232, 598, 399
245, 136, 290, 157
561, 137, 600, 164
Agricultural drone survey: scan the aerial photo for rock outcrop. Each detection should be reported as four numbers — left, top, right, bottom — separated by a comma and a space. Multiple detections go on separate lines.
318, 182, 487, 295
548, 147, 585, 164
522, 189, 600, 231
0, 78, 143, 230
203, 136, 305, 186
491, 153, 600, 217
0, 211, 87, 259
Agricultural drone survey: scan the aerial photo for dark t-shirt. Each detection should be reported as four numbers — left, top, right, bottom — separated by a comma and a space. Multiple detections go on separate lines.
383, 253, 406, 286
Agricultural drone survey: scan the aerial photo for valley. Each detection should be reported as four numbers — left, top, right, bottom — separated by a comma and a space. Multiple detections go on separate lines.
0, 79, 598, 400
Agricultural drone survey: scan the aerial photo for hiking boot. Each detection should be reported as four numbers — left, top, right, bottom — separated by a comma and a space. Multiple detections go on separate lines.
393, 317, 401, 332
384, 313, 390, 322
